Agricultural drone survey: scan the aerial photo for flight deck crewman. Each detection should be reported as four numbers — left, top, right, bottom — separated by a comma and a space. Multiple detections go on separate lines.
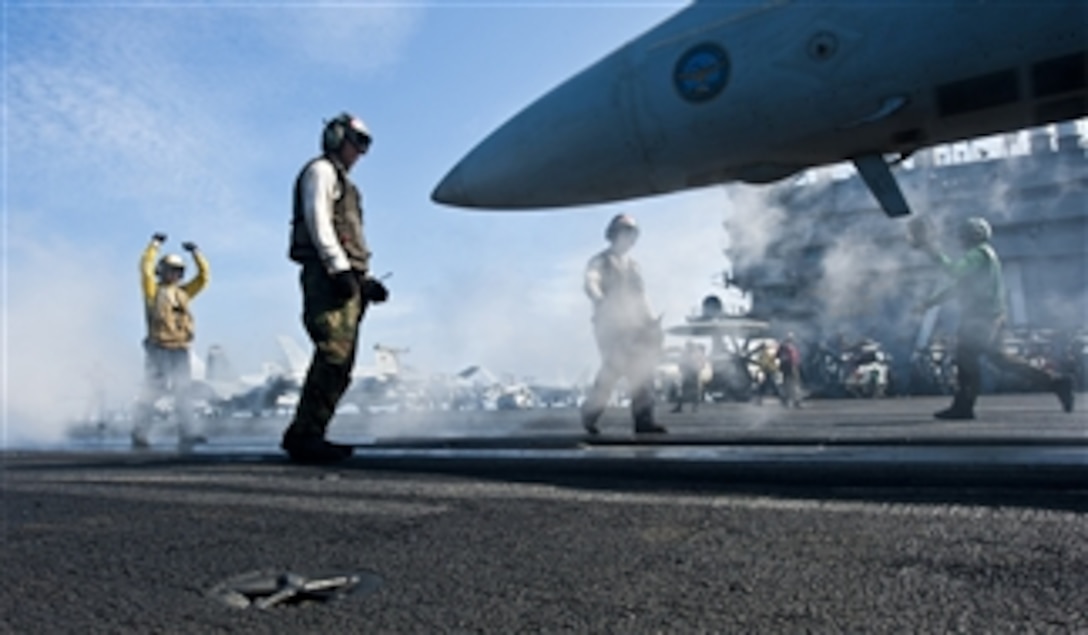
914, 216, 1074, 419
776, 332, 803, 409
581, 214, 667, 435
281, 112, 389, 463
134, 233, 209, 452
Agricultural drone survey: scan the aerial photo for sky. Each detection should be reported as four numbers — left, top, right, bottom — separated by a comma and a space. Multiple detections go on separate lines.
4, 0, 753, 439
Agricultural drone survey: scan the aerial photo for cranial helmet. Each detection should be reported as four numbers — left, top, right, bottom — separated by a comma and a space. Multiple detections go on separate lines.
605, 214, 639, 241
156, 253, 185, 278
322, 112, 372, 153
958, 216, 992, 246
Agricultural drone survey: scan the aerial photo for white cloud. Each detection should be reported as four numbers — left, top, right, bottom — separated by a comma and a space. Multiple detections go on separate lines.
253, 5, 422, 74
7, 10, 242, 233
7, 4, 422, 231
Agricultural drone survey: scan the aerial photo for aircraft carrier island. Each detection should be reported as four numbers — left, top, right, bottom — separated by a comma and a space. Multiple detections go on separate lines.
726, 123, 1088, 397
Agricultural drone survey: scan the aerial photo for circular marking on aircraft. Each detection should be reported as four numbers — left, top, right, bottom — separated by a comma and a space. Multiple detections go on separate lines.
674, 42, 730, 103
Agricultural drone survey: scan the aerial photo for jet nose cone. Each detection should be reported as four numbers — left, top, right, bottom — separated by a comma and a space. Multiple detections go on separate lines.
431, 165, 469, 207
431, 100, 579, 209
430, 121, 522, 209
432, 48, 653, 210
431, 121, 546, 209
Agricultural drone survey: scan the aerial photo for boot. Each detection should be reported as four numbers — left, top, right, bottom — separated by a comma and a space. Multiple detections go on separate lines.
634, 411, 667, 434
177, 434, 207, 454
581, 406, 603, 435
935, 389, 976, 421
130, 430, 151, 451
1054, 375, 1075, 413
281, 430, 353, 463
934, 406, 975, 420
635, 421, 668, 434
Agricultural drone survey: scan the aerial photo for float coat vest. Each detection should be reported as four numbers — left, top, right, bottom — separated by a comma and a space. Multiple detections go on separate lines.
146, 284, 195, 349
586, 249, 653, 332
289, 156, 370, 271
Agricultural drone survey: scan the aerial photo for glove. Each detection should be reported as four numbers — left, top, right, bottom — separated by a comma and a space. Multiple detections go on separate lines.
332, 270, 359, 301
152, 232, 167, 243
360, 276, 389, 303
181, 241, 198, 252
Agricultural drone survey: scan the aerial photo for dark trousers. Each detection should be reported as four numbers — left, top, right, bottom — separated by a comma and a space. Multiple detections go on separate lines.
672, 371, 703, 412
952, 319, 1053, 413
754, 373, 779, 404
286, 265, 366, 439
780, 365, 801, 407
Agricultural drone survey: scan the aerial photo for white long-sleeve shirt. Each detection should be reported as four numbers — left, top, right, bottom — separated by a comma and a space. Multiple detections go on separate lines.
299, 158, 352, 274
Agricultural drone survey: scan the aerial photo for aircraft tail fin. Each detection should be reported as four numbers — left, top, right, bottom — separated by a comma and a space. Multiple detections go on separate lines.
374, 348, 401, 376
205, 344, 237, 382
276, 335, 310, 375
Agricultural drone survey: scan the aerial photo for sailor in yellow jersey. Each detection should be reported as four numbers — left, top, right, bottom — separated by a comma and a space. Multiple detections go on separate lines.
133, 232, 210, 451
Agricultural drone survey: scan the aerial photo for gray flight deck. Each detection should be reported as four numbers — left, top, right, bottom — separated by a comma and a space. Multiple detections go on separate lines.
3, 394, 1086, 632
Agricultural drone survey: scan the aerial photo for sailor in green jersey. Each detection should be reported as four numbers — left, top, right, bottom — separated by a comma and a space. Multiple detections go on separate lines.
916, 217, 1074, 419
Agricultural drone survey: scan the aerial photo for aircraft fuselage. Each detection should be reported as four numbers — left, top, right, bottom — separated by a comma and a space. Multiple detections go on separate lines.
433, 0, 1087, 212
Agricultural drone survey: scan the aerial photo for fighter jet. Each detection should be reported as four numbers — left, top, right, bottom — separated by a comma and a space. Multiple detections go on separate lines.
191, 343, 301, 417
433, 0, 1087, 217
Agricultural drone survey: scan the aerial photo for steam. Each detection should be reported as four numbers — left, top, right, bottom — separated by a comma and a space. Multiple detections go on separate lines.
720, 184, 791, 270
366, 190, 735, 383
719, 125, 1087, 360
4, 234, 142, 447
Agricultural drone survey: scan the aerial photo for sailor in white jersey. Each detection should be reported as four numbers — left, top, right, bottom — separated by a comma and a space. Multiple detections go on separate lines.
581, 214, 667, 435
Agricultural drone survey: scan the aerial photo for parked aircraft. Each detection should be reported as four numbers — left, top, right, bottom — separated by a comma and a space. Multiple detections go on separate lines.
525, 380, 584, 409
277, 336, 404, 384
192, 343, 301, 417
433, 0, 1087, 217
342, 345, 423, 410
447, 366, 533, 411
193, 338, 410, 417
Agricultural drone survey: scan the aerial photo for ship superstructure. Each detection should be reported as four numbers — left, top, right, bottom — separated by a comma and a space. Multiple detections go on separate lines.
726, 123, 1087, 394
